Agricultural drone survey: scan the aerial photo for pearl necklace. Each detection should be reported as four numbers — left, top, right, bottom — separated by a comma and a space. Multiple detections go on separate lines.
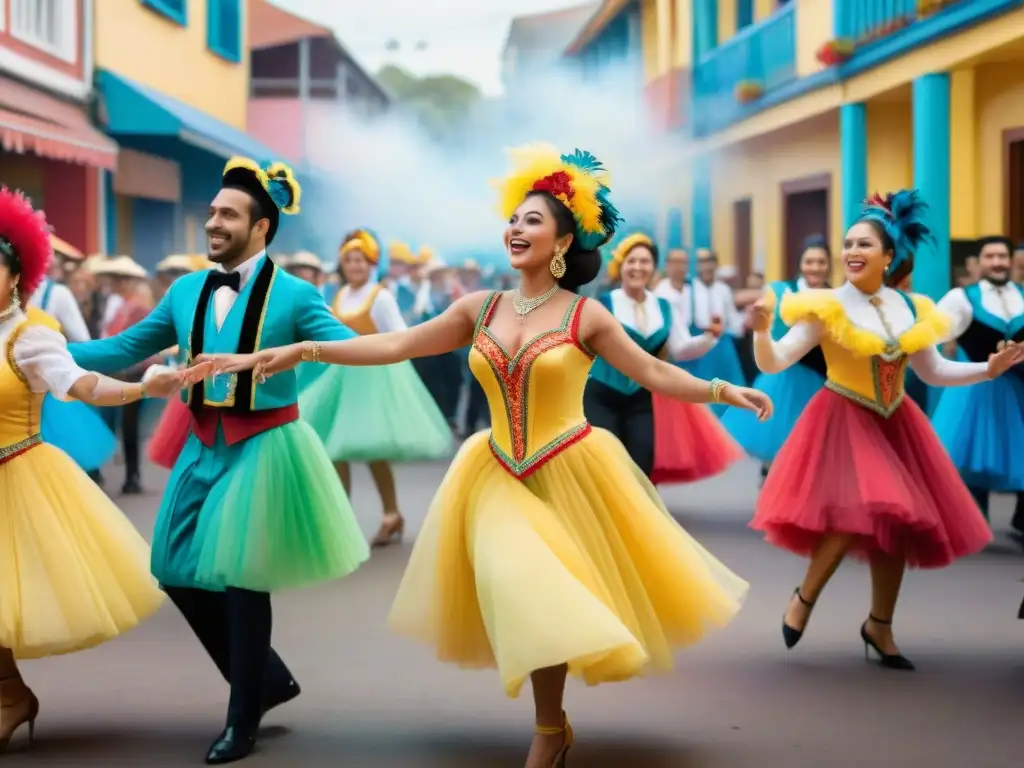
513, 284, 559, 321
0, 302, 15, 325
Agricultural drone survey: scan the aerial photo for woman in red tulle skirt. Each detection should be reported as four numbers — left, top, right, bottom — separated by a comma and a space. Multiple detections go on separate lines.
749, 191, 1023, 671
147, 394, 190, 469
582, 235, 741, 483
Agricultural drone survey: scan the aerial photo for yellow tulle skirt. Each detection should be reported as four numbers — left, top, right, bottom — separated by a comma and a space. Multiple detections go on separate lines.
389, 428, 749, 697
0, 444, 165, 659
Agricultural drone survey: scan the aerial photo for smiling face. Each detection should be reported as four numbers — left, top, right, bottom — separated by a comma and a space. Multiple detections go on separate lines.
503, 193, 573, 272
842, 221, 890, 291
621, 245, 656, 292
977, 240, 1012, 285
340, 247, 373, 287
800, 246, 831, 288
206, 188, 268, 265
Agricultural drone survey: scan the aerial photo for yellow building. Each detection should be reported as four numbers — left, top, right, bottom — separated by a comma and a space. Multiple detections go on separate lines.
93, 0, 278, 266
570, 0, 1024, 297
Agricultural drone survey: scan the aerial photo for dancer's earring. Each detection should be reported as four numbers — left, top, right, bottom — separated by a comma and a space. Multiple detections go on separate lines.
549, 247, 567, 280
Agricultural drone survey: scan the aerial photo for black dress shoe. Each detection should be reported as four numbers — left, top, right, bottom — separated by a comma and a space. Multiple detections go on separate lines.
263, 678, 301, 716
121, 479, 143, 495
205, 726, 257, 764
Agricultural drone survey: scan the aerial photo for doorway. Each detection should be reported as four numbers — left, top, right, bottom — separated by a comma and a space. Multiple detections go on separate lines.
732, 198, 753, 285
781, 173, 831, 279
1004, 128, 1024, 245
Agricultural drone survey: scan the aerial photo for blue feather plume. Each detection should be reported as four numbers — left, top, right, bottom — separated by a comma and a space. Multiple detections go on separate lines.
560, 148, 623, 251
859, 189, 934, 273
267, 179, 292, 211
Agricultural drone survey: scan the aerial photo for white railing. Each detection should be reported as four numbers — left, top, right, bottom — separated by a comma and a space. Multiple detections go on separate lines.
10, 0, 78, 64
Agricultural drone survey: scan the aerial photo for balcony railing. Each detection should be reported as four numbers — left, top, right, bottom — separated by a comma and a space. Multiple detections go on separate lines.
692, 3, 796, 136
835, 0, 967, 44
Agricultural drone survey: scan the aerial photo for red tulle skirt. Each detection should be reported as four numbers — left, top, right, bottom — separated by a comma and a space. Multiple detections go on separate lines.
752, 389, 992, 568
650, 394, 743, 485
147, 397, 191, 469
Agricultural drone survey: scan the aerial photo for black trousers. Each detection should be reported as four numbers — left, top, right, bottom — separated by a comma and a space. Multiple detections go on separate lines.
99, 402, 141, 483
968, 487, 1024, 532
583, 379, 655, 478
414, 353, 460, 423
164, 586, 292, 728
463, 372, 489, 433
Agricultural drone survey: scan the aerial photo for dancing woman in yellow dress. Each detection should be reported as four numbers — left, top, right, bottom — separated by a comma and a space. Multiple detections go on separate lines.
0, 188, 182, 750
195, 146, 770, 768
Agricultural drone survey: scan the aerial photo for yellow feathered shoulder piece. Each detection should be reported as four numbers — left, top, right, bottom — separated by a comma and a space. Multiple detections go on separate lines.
606, 232, 654, 282
780, 288, 951, 357
492, 144, 621, 251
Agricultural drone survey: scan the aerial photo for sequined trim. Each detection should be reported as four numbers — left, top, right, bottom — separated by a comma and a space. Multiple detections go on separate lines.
0, 433, 41, 464
824, 353, 909, 418
4, 321, 29, 386
474, 294, 592, 477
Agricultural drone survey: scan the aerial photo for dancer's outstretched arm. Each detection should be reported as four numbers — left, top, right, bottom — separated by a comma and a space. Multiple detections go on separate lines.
581, 298, 773, 420
195, 291, 489, 376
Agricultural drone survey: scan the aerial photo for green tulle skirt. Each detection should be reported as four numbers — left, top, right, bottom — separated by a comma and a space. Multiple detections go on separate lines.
299, 360, 453, 463
191, 420, 370, 593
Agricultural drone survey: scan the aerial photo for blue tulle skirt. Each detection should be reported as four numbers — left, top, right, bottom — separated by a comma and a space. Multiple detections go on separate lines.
40, 395, 117, 472
679, 336, 748, 417
931, 371, 1024, 491
722, 363, 824, 463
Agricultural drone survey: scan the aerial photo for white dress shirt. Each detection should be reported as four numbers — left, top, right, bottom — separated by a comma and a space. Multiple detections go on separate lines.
608, 288, 715, 361
213, 251, 265, 330
690, 279, 744, 337
101, 293, 123, 335
1, 308, 89, 397
29, 280, 91, 342
936, 278, 1024, 342
754, 282, 990, 386
335, 282, 407, 333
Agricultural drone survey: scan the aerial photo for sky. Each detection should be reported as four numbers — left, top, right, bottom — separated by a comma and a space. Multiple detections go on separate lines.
273, 0, 593, 95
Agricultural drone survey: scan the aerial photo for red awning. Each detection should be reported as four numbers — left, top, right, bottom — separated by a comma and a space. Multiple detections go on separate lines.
0, 76, 117, 170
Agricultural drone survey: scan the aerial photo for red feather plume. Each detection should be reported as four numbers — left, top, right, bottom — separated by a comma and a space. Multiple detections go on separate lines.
0, 187, 51, 306
864, 191, 894, 215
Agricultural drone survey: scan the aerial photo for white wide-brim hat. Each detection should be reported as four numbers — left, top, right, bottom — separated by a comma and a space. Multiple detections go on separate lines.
91, 255, 149, 279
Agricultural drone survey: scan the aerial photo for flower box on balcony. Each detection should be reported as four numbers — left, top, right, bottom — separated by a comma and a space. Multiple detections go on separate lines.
816, 38, 854, 67
735, 80, 764, 104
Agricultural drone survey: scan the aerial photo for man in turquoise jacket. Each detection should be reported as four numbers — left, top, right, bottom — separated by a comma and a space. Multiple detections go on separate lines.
71, 158, 369, 764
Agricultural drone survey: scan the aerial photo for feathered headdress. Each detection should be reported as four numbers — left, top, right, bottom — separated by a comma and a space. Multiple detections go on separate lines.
222, 157, 301, 245
0, 188, 51, 307
607, 232, 655, 282
859, 190, 934, 274
494, 144, 622, 251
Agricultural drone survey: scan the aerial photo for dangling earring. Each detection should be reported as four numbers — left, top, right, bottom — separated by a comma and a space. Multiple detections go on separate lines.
10, 285, 20, 307
884, 263, 891, 274
550, 247, 567, 279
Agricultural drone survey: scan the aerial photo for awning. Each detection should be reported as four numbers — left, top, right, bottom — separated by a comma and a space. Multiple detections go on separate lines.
0, 76, 117, 169
97, 70, 282, 162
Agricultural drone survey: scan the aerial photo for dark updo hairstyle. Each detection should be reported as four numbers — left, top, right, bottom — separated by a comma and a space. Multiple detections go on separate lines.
0, 237, 21, 283
527, 190, 603, 293
801, 233, 830, 258
859, 219, 911, 288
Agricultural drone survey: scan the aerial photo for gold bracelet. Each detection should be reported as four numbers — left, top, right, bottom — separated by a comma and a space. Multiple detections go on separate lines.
301, 340, 322, 364
139, 381, 148, 399
709, 378, 728, 403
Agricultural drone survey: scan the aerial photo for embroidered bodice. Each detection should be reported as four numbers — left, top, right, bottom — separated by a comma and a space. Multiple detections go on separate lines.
469, 291, 593, 478
758, 284, 988, 417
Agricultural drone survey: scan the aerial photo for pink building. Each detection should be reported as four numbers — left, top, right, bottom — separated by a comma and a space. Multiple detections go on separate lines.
247, 0, 389, 168
0, 0, 115, 253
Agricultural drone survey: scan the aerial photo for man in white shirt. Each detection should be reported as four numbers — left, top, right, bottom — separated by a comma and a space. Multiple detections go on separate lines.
933, 235, 1024, 537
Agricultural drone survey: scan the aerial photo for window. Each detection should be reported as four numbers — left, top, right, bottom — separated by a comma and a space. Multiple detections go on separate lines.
10, 0, 77, 63
736, 0, 754, 30
207, 0, 241, 63
141, 0, 187, 26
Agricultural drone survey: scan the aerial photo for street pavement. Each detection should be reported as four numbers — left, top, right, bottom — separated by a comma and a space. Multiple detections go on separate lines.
7, 456, 1023, 767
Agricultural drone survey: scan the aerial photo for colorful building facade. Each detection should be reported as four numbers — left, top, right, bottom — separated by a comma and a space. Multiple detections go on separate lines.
93, 0, 281, 268
0, 0, 115, 254
570, 0, 1024, 297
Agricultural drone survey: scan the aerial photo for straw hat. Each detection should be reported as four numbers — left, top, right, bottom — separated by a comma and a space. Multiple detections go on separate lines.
424, 258, 448, 276
82, 254, 109, 273
50, 233, 84, 262
460, 258, 480, 272
190, 255, 215, 271
156, 254, 196, 273
288, 251, 323, 271
91, 255, 149, 279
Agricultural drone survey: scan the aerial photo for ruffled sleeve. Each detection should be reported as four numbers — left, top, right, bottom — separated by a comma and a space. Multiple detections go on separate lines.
12, 325, 90, 398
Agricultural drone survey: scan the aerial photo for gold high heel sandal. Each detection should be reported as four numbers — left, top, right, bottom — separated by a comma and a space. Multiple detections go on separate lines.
0, 680, 39, 752
534, 711, 574, 767
371, 512, 405, 548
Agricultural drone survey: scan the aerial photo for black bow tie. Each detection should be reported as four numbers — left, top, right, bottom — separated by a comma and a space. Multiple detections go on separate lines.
207, 270, 241, 293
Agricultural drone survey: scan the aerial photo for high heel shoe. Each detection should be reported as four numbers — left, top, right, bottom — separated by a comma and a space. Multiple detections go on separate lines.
860, 615, 915, 671
782, 588, 814, 649
534, 711, 574, 767
0, 681, 39, 752
371, 512, 405, 547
